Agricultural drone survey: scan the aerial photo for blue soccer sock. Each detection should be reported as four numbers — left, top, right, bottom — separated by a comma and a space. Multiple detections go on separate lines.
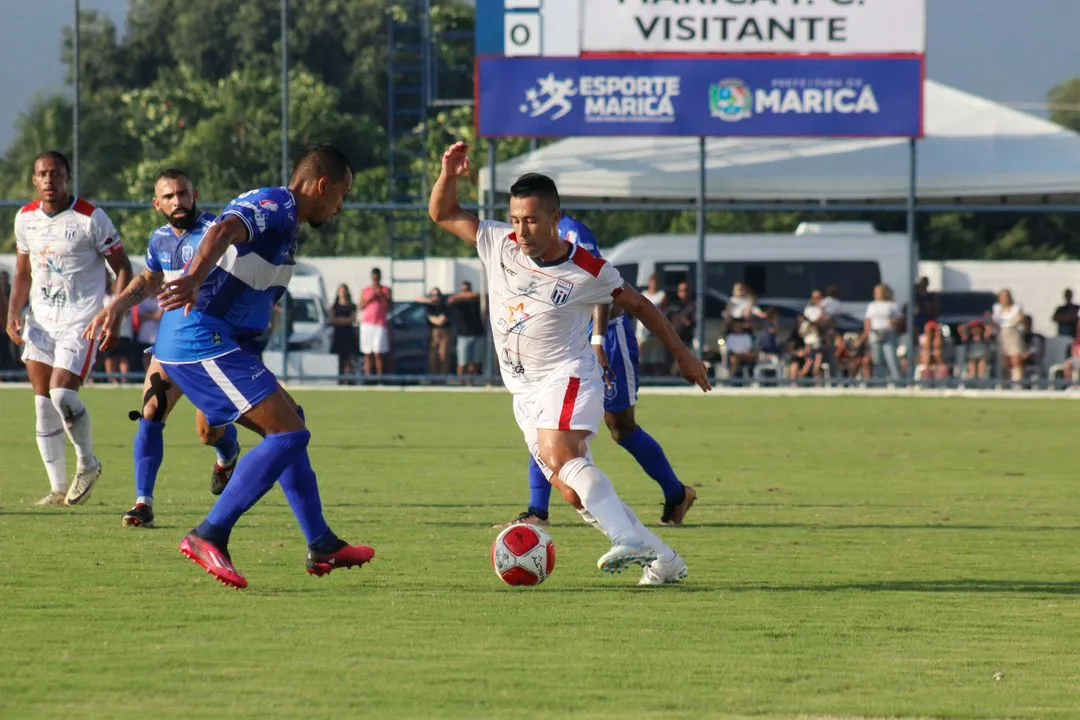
133, 418, 165, 503
212, 423, 240, 465
528, 456, 552, 519
618, 426, 685, 505
277, 405, 337, 552
197, 430, 311, 547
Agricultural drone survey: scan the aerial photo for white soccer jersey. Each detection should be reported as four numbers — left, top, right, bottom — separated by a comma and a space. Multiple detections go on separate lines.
14, 198, 123, 331
475, 220, 625, 395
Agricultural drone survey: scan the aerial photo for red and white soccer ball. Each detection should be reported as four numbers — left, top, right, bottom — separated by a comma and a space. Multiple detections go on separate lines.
491, 523, 556, 586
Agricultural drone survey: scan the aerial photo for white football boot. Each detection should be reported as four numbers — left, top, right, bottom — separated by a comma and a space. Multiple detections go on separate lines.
35, 491, 68, 506
597, 543, 658, 574
638, 552, 689, 586
65, 457, 102, 506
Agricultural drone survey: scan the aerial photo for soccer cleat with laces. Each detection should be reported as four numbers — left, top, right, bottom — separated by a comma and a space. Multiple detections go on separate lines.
638, 552, 689, 586
210, 452, 239, 496
35, 491, 68, 506
65, 457, 103, 506
492, 511, 551, 530
122, 502, 155, 528
597, 543, 658, 574
660, 485, 697, 526
179, 532, 248, 589
306, 540, 376, 577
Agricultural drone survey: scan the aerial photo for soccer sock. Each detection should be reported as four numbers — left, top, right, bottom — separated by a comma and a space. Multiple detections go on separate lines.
197, 430, 311, 547
133, 418, 165, 504
212, 423, 240, 465
278, 448, 335, 551
34, 395, 68, 493
527, 457, 552, 519
617, 427, 685, 505
558, 457, 640, 547
620, 501, 676, 562
49, 388, 95, 469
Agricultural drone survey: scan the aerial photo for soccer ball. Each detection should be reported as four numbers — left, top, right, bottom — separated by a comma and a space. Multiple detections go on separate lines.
491, 523, 556, 586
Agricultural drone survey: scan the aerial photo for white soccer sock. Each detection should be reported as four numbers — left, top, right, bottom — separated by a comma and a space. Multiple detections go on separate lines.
621, 501, 676, 562
559, 457, 641, 547
49, 388, 95, 469
35, 395, 68, 493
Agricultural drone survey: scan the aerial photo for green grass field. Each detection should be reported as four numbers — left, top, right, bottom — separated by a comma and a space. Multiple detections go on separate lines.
1, 389, 1079, 719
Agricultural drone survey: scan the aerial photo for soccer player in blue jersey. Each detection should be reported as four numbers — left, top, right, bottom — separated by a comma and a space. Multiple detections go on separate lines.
86, 169, 242, 528
152, 145, 373, 590
496, 214, 697, 530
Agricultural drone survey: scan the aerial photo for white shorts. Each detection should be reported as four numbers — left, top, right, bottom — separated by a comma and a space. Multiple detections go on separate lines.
512, 372, 604, 480
360, 323, 389, 355
21, 319, 98, 380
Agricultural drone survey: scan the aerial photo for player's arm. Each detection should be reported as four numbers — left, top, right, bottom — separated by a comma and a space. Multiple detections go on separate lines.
614, 282, 711, 392
591, 303, 611, 371
6, 252, 31, 346
158, 216, 249, 313
105, 248, 133, 297
84, 268, 163, 347
429, 142, 479, 245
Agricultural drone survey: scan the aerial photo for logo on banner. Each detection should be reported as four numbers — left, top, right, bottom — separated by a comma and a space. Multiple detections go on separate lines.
708, 79, 753, 123
550, 279, 574, 306
519, 72, 679, 124
520, 73, 576, 120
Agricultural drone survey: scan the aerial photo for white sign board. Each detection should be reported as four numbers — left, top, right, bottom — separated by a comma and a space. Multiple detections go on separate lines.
581, 0, 926, 55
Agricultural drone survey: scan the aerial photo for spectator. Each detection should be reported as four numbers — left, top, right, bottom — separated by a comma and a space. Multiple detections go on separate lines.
958, 321, 992, 381
724, 317, 757, 378
822, 285, 843, 317
1063, 339, 1080, 384
0, 270, 10, 376
1019, 314, 1044, 379
329, 284, 358, 384
759, 310, 783, 359
101, 276, 134, 384
666, 281, 696, 370
133, 294, 163, 371
726, 282, 766, 322
421, 287, 452, 375
918, 320, 948, 381
1052, 288, 1079, 341
914, 276, 939, 335
637, 273, 669, 375
863, 283, 902, 381
991, 289, 1026, 383
449, 280, 484, 377
360, 267, 392, 376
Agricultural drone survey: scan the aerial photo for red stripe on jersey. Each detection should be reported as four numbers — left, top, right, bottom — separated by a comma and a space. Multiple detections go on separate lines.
508, 232, 519, 244
570, 246, 605, 278
19, 201, 41, 214
558, 377, 582, 430
72, 198, 96, 217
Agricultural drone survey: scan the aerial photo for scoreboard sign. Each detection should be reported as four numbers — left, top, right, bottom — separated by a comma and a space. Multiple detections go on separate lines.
476, 0, 926, 57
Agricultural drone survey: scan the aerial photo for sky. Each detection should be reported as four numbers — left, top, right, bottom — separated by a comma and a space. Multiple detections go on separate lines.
2, 0, 1080, 151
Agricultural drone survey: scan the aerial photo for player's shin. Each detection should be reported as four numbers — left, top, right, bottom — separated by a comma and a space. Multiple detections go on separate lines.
277, 450, 336, 551
558, 457, 641, 547
528, 457, 552, 518
49, 388, 95, 468
197, 430, 311, 546
134, 419, 165, 504
34, 395, 68, 493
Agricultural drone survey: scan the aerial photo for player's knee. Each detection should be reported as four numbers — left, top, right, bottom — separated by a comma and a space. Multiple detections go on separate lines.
143, 396, 166, 424
550, 476, 583, 509
48, 387, 85, 424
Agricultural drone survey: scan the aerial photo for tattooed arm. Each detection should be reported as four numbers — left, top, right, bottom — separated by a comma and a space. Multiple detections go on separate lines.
84, 269, 164, 350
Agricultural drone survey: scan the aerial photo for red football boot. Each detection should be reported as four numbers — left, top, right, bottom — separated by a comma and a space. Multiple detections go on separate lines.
306, 541, 376, 577
179, 532, 248, 590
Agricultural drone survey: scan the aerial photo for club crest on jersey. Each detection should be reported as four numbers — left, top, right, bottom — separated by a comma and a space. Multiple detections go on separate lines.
181, 245, 194, 263
259, 199, 279, 212
64, 224, 77, 240
550, 279, 574, 306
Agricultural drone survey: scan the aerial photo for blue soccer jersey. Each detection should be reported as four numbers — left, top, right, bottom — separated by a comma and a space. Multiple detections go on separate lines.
154, 187, 299, 364
561, 214, 639, 412
144, 212, 217, 282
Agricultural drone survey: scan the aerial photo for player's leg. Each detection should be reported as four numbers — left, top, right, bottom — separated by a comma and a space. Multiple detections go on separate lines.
46, 328, 101, 505
25, 340, 69, 505
123, 361, 186, 527
168, 351, 373, 588
196, 410, 241, 496
492, 456, 552, 530
604, 320, 696, 526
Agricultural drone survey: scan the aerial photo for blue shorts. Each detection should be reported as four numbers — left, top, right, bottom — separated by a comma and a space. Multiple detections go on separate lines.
159, 349, 280, 428
602, 316, 639, 414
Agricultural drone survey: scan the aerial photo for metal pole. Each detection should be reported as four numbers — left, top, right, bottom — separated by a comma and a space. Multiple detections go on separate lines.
484, 139, 497, 386
905, 138, 918, 384
280, 0, 289, 186
694, 136, 707, 362
72, 0, 80, 196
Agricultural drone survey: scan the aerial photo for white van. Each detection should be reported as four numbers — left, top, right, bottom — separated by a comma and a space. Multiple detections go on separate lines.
603, 222, 913, 315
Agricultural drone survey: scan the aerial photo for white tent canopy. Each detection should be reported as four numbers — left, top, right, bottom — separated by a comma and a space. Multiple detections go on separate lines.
480, 81, 1080, 205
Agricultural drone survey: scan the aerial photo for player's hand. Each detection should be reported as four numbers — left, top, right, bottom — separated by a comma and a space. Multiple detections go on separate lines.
83, 307, 120, 351
6, 315, 24, 347
593, 343, 609, 371
442, 142, 471, 178
675, 349, 713, 392
159, 274, 200, 316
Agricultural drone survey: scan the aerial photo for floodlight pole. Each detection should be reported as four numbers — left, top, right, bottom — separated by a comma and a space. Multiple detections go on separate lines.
694, 137, 707, 364
905, 138, 918, 385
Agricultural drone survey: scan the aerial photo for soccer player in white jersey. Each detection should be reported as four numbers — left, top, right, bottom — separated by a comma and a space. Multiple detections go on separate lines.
6, 151, 133, 506
429, 142, 711, 584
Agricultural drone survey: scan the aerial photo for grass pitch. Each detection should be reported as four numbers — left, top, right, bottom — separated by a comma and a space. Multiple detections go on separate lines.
1, 389, 1078, 719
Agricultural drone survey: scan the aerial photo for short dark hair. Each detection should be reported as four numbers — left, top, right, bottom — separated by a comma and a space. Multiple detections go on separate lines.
33, 151, 71, 177
461, 280, 472, 291
509, 173, 560, 209
293, 144, 353, 184
371, 267, 381, 277
157, 168, 191, 183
